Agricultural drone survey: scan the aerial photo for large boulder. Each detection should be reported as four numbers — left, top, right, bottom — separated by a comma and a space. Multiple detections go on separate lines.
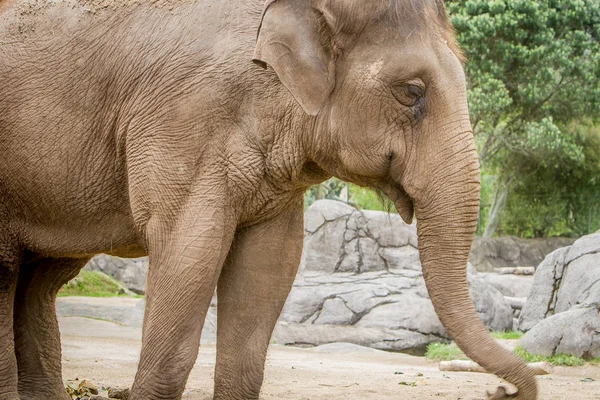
85, 254, 148, 294
274, 269, 513, 353
469, 236, 575, 272
274, 200, 513, 352
300, 200, 418, 274
479, 273, 533, 298
519, 231, 600, 332
520, 304, 600, 359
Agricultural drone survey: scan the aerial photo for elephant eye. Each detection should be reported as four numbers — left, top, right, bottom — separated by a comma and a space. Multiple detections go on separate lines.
391, 80, 426, 108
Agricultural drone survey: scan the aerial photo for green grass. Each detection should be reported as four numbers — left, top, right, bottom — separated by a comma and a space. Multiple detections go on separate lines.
425, 338, 596, 367
514, 346, 586, 367
424, 342, 468, 361
491, 331, 524, 340
59, 270, 130, 297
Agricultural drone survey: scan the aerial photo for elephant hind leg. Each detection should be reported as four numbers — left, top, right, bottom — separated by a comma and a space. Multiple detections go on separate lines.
13, 255, 86, 400
0, 246, 20, 399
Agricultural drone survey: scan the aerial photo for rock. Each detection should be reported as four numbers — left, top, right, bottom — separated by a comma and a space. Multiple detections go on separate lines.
302, 201, 569, 275
57, 297, 145, 328
519, 231, 600, 331
494, 267, 535, 275
308, 342, 384, 354
300, 200, 418, 274
467, 262, 477, 275
274, 201, 513, 352
467, 274, 514, 331
520, 304, 600, 359
479, 273, 533, 298
85, 254, 148, 294
274, 270, 513, 353
504, 297, 526, 310
469, 236, 575, 272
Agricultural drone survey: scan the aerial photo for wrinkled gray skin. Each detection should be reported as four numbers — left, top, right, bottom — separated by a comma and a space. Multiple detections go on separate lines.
0, 0, 537, 399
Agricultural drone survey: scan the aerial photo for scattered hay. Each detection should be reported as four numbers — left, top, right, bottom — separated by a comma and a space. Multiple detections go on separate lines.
65, 378, 129, 400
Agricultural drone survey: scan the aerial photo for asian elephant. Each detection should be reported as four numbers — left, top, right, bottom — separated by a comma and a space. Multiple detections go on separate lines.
0, 0, 537, 399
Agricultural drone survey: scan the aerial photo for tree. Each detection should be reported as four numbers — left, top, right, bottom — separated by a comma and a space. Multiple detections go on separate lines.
447, 0, 600, 237
304, 178, 394, 212
499, 121, 600, 237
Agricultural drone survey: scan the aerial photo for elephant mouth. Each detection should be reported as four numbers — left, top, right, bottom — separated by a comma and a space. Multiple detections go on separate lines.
383, 183, 414, 224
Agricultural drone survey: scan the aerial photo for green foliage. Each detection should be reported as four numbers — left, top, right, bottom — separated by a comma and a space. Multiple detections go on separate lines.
348, 184, 395, 212
59, 270, 132, 297
476, 173, 498, 235
305, 178, 395, 212
424, 342, 467, 361
304, 178, 348, 208
499, 121, 600, 237
447, 0, 600, 237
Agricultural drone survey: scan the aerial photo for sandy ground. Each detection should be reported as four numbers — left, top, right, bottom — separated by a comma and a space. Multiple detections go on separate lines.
59, 316, 600, 400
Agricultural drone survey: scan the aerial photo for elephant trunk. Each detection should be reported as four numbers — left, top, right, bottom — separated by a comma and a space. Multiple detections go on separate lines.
401, 143, 538, 399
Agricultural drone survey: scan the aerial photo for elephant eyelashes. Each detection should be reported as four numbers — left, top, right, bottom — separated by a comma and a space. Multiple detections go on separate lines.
391, 81, 426, 108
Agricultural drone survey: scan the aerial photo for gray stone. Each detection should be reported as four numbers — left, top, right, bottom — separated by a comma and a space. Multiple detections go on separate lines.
278, 201, 514, 352
300, 200, 418, 275
313, 298, 355, 325
308, 342, 384, 354
304, 200, 355, 234
57, 296, 218, 343
519, 231, 600, 331
380, 247, 421, 271
85, 254, 148, 294
469, 236, 575, 272
56, 297, 145, 328
275, 270, 513, 352
468, 274, 515, 331
520, 304, 600, 358
479, 273, 533, 298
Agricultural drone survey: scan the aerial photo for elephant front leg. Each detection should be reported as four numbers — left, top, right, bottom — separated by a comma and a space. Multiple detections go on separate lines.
13, 256, 85, 400
214, 200, 304, 400
130, 205, 236, 400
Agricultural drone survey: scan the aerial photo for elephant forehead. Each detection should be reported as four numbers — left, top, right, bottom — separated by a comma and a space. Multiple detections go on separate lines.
353, 59, 385, 85
366, 60, 384, 78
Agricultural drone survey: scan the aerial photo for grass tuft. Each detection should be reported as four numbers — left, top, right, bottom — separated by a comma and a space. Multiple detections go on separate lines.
59, 270, 130, 297
514, 346, 585, 367
426, 341, 595, 367
490, 331, 524, 340
424, 342, 467, 361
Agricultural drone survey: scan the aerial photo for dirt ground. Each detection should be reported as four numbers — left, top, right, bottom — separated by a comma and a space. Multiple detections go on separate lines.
60, 317, 600, 400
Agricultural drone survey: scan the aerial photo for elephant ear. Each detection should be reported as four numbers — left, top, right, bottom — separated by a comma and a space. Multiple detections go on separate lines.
253, 0, 335, 116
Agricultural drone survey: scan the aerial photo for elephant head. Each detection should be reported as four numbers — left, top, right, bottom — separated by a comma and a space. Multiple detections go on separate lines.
253, 0, 537, 398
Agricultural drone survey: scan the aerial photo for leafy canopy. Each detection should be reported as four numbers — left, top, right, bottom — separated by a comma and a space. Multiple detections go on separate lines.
447, 0, 600, 237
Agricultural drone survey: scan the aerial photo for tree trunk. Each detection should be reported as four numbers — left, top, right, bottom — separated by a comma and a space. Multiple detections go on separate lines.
484, 178, 511, 238
315, 183, 326, 200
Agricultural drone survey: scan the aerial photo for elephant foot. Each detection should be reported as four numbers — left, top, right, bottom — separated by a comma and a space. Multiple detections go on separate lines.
487, 387, 516, 400
487, 384, 537, 400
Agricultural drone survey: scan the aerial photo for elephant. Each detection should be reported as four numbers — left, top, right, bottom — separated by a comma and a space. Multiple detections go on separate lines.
0, 0, 537, 399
